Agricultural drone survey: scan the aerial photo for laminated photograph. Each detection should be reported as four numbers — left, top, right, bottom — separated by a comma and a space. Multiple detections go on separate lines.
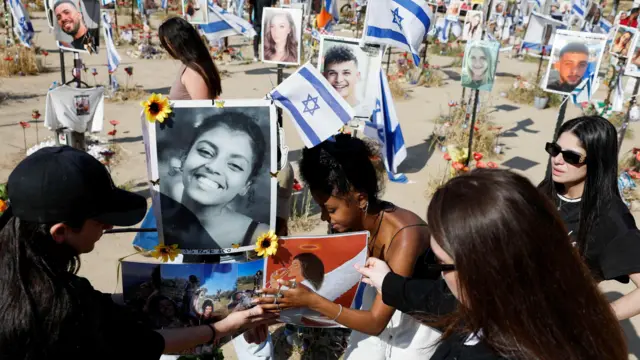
48, 0, 100, 53
261, 7, 303, 66
461, 40, 500, 91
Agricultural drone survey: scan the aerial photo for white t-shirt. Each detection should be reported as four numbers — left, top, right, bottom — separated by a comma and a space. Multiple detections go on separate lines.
45, 85, 105, 133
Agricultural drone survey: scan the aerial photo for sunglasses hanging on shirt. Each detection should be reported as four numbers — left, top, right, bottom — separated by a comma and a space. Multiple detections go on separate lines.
545, 142, 586, 165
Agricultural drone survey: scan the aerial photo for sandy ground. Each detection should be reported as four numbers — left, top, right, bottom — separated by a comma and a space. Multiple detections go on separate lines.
1, 9, 640, 359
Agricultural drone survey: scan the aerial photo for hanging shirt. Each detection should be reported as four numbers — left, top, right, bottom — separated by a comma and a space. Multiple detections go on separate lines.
45, 85, 105, 133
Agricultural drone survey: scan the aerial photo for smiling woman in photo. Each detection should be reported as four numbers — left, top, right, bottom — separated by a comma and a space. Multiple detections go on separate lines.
161, 112, 269, 250
263, 10, 299, 63
461, 42, 497, 91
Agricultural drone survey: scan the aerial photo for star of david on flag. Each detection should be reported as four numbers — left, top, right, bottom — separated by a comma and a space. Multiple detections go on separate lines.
361, 0, 433, 65
269, 63, 355, 148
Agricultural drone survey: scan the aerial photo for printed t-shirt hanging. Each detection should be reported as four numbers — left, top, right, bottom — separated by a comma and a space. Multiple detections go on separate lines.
45, 85, 105, 133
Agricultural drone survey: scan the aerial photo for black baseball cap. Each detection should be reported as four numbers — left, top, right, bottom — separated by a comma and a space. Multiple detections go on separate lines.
7, 146, 147, 226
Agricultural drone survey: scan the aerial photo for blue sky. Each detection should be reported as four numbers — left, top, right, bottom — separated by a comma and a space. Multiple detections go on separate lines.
161, 263, 205, 281
238, 259, 264, 277
203, 263, 238, 293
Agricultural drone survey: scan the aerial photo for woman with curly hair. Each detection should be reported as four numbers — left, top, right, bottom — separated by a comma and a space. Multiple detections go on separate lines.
263, 10, 299, 63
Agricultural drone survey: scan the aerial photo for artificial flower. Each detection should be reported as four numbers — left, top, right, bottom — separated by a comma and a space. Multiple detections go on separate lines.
255, 231, 279, 258
487, 162, 499, 169
636, 151, 640, 162
109, 120, 120, 126
124, 66, 133, 76
443, 153, 451, 161
448, 100, 457, 107
32, 110, 40, 120
19, 121, 30, 128
108, 130, 117, 136
473, 152, 483, 161
151, 244, 181, 262
452, 161, 464, 170
3, 56, 13, 61
632, 147, 640, 154
629, 170, 640, 180
141, 93, 172, 123
293, 179, 303, 191
42, 50, 49, 56
0, 199, 7, 213
91, 68, 98, 76
476, 161, 486, 168
474, 125, 480, 132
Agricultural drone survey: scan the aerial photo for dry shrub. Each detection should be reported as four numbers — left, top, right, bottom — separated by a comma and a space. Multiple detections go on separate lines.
505, 74, 563, 108
428, 41, 464, 57
289, 188, 320, 233
388, 75, 409, 100
608, 112, 634, 140
107, 85, 148, 102
0, 46, 42, 77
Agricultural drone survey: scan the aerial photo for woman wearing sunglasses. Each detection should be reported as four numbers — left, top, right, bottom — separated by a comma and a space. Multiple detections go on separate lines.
539, 116, 640, 320
355, 169, 627, 360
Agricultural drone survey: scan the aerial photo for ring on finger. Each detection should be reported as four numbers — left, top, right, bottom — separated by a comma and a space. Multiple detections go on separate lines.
274, 296, 278, 304
290, 281, 297, 289
277, 303, 281, 311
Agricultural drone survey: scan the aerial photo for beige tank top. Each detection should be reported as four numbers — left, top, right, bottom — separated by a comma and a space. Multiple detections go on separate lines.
169, 64, 191, 100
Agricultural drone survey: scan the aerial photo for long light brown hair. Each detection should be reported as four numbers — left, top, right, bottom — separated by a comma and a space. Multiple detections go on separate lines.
263, 11, 298, 62
427, 169, 627, 360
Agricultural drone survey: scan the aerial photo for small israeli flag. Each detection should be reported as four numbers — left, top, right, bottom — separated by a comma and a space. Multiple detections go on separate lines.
364, 69, 408, 183
8, 0, 34, 47
325, 0, 340, 23
203, 3, 256, 40
161, 0, 168, 9
361, 0, 433, 65
102, 12, 121, 74
572, 1, 585, 17
270, 63, 355, 148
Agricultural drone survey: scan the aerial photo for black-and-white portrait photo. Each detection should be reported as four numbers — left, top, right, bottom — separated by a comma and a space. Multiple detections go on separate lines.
152, 101, 277, 254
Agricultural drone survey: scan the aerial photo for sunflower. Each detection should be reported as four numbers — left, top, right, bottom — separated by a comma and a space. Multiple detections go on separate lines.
255, 231, 279, 258
151, 244, 181, 262
141, 93, 172, 124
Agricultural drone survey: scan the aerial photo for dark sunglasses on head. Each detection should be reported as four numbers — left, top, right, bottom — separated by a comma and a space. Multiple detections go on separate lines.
545, 142, 586, 165
427, 263, 456, 272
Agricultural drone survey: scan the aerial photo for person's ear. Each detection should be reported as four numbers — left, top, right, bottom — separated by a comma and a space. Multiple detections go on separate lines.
355, 192, 368, 211
50, 223, 68, 244
240, 180, 253, 197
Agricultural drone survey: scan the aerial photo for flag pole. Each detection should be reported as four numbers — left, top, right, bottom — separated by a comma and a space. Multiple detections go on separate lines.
277, 64, 284, 127
385, 46, 391, 75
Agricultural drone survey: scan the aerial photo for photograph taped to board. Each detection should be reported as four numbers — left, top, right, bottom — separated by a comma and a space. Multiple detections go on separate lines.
121, 259, 265, 354
610, 25, 637, 58
317, 35, 383, 119
143, 100, 277, 256
48, 0, 100, 53
462, 10, 483, 41
182, 0, 208, 24
625, 33, 640, 77
261, 7, 303, 66
461, 40, 500, 91
263, 232, 368, 328
542, 29, 607, 96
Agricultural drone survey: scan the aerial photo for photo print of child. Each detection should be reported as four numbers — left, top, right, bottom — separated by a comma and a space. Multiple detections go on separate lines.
149, 101, 277, 254
462, 10, 483, 41
625, 33, 640, 77
49, 0, 100, 53
263, 232, 368, 327
543, 30, 607, 95
318, 35, 383, 119
261, 7, 302, 65
121, 259, 265, 354
611, 26, 637, 58
182, 0, 208, 24
461, 40, 500, 91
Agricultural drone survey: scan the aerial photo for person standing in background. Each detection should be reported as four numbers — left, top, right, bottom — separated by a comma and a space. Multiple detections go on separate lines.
249, 0, 277, 62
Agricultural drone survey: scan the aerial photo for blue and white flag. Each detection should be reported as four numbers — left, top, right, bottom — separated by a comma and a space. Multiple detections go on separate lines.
325, 0, 339, 23
364, 69, 408, 183
101, 11, 121, 74
101, 0, 115, 7
270, 63, 355, 148
161, 0, 168, 9
8, 0, 34, 47
360, 0, 433, 65
236, 0, 244, 16
202, 3, 256, 41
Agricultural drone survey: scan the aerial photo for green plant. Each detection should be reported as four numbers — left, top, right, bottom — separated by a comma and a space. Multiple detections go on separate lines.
0, 183, 7, 200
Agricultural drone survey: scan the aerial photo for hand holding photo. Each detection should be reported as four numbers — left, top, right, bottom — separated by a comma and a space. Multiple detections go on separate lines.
543, 30, 607, 96
50, 0, 100, 53
461, 40, 500, 91
611, 26, 637, 58
261, 7, 303, 65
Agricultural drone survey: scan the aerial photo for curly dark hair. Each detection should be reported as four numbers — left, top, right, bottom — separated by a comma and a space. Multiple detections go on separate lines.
323, 45, 358, 70
299, 134, 385, 202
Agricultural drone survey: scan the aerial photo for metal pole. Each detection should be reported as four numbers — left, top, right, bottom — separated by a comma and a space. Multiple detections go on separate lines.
385, 46, 391, 75
60, 49, 66, 83
131, 0, 135, 26
3, 0, 10, 41
618, 79, 640, 152
465, 90, 480, 166
277, 64, 284, 127
544, 96, 569, 178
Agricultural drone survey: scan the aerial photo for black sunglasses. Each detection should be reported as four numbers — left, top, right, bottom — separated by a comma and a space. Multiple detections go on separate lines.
545, 142, 586, 165
427, 263, 456, 272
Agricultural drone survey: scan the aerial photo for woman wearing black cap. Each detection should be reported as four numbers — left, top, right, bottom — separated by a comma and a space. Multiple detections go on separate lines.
0, 146, 276, 360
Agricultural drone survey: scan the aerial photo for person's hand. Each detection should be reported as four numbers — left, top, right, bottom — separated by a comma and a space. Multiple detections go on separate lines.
354, 257, 392, 295
216, 306, 277, 337
243, 323, 270, 344
253, 279, 317, 311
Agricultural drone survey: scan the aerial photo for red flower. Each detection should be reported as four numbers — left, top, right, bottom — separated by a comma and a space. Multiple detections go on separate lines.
443, 153, 451, 161
4, 56, 13, 61
458, 52, 464, 57
42, 50, 49, 56
407, 59, 413, 64
580, 101, 589, 108
462, 166, 470, 172
19, 121, 30, 128
474, 125, 480, 132
292, 179, 303, 191
629, 170, 640, 180
423, 63, 430, 69
110, 120, 120, 126
124, 67, 133, 76
633, 147, 640, 154
487, 162, 498, 169
473, 152, 483, 161
403, 52, 408, 58
476, 161, 487, 168
32, 110, 41, 119
636, 152, 640, 162
108, 130, 117, 136
452, 161, 464, 170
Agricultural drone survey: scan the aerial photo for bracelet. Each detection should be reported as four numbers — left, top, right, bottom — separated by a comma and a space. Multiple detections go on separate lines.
332, 304, 343, 321
206, 323, 216, 344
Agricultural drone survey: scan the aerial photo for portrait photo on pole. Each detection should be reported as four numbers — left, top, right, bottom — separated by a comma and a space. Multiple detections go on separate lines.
263, 232, 368, 328
610, 25, 637, 58
50, 0, 100, 53
446, 0, 462, 20
121, 259, 265, 354
182, 0, 208, 24
521, 13, 564, 54
491, 0, 506, 18
261, 7, 303, 66
625, 33, 640, 77
462, 10, 483, 41
542, 30, 607, 96
145, 100, 277, 255
143, 0, 162, 13
317, 35, 383, 119
461, 40, 500, 91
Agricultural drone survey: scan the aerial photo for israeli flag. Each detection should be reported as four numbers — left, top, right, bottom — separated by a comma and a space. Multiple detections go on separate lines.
270, 63, 355, 148
364, 69, 408, 183
102, 0, 115, 6
161, 0, 168, 9
8, 0, 34, 47
361, 0, 433, 65
102, 11, 121, 74
203, 3, 256, 40
599, 18, 612, 33
325, 0, 339, 22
